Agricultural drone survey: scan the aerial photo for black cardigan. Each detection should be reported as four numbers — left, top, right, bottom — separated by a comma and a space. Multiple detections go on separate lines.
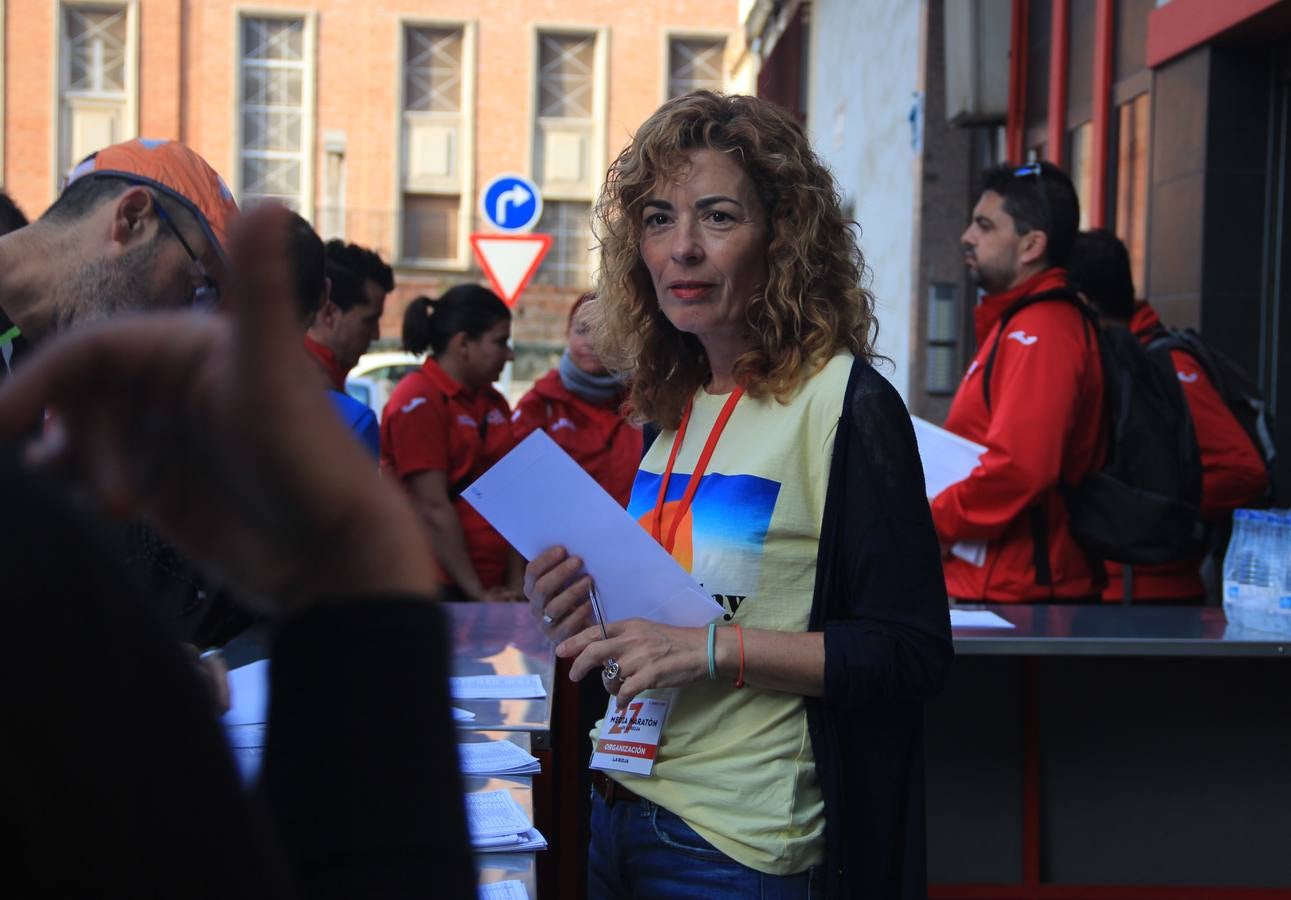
806, 358, 955, 898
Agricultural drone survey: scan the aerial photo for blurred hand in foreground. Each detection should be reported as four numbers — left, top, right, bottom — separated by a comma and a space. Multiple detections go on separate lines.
0, 205, 436, 616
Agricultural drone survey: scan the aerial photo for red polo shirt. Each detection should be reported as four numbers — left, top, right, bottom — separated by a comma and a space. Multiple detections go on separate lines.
380, 358, 516, 590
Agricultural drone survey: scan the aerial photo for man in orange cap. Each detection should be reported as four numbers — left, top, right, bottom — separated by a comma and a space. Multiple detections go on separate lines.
0, 138, 238, 378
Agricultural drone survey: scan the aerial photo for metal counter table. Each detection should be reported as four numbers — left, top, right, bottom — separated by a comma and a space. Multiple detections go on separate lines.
929, 605, 1291, 899
444, 602, 556, 898
462, 731, 538, 898
444, 601, 556, 749
220, 603, 555, 898
952, 604, 1290, 657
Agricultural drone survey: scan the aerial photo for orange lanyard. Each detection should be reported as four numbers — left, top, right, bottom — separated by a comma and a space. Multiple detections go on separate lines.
651, 387, 744, 554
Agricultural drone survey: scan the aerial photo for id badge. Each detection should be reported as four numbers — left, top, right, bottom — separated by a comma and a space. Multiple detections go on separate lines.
589, 693, 671, 776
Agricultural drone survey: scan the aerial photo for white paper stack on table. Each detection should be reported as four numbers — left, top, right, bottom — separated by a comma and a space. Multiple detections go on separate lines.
911, 416, 989, 568
458, 739, 541, 776
450, 674, 547, 700
479, 880, 529, 900
948, 608, 1016, 629
467, 790, 547, 852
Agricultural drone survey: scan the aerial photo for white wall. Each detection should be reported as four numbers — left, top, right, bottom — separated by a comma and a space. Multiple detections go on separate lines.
807, 0, 922, 399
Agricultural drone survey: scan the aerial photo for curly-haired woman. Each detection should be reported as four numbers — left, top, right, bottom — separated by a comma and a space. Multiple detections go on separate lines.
525, 92, 952, 899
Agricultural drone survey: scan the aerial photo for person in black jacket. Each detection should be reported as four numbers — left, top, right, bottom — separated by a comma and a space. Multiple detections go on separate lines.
525, 91, 953, 899
0, 205, 474, 899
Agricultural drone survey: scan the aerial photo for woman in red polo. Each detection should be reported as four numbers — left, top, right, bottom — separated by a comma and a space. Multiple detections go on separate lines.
380, 285, 521, 601
512, 293, 642, 507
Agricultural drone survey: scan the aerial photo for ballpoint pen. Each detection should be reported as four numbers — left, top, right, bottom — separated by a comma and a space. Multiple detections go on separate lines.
589, 583, 621, 681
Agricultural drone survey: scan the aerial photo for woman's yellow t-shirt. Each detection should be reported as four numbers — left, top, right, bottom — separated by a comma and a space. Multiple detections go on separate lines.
597, 353, 852, 876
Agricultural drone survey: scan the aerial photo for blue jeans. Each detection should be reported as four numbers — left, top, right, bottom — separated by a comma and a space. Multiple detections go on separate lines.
588, 790, 823, 900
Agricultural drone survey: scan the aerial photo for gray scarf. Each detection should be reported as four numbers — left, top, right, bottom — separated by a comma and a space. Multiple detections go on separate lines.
558, 349, 622, 404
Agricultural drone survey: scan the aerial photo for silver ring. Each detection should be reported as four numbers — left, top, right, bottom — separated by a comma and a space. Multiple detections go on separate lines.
542, 613, 554, 625
603, 659, 620, 681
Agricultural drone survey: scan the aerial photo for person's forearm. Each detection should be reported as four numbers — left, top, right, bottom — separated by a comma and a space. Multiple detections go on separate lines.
714, 627, 824, 696
413, 499, 485, 601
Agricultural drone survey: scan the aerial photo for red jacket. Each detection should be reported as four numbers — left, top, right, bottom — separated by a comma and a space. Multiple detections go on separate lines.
511, 369, 642, 508
931, 268, 1106, 601
1103, 303, 1269, 600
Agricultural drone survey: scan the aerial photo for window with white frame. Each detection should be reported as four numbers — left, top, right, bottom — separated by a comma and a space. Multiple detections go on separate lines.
401, 25, 465, 263
59, 3, 133, 178
534, 32, 597, 194
532, 31, 599, 286
240, 17, 308, 211
667, 36, 726, 99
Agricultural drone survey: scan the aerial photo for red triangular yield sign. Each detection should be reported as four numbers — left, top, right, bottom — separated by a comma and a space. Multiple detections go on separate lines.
469, 233, 552, 306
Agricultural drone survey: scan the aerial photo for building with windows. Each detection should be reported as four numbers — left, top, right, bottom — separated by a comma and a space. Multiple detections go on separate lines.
741, 0, 1290, 504
1, 0, 740, 375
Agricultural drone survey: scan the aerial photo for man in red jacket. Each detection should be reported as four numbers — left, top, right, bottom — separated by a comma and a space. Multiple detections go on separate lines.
1066, 229, 1268, 602
932, 162, 1106, 602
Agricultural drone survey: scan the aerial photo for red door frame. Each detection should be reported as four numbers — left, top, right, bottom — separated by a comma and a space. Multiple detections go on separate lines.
1146, 0, 1285, 69
930, 658, 1291, 899
1047, 0, 1071, 167
1007, 0, 1029, 162
1007, 0, 1116, 223
1090, 0, 1114, 227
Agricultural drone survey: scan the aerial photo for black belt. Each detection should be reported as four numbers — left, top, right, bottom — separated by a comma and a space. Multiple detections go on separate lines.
591, 770, 642, 807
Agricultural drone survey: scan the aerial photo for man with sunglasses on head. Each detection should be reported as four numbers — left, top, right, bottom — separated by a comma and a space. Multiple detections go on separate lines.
931, 161, 1107, 603
0, 139, 236, 383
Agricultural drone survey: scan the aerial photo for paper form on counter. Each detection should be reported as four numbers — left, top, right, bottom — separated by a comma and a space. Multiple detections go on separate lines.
911, 416, 989, 568
450, 674, 546, 700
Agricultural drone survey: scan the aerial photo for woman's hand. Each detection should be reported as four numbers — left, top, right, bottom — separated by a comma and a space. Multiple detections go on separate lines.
524, 546, 593, 643
558, 618, 708, 708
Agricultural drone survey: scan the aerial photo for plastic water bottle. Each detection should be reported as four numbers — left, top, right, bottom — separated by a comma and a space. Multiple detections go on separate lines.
1250, 512, 1280, 632
1272, 511, 1291, 635
1223, 510, 1255, 629
1227, 510, 1288, 634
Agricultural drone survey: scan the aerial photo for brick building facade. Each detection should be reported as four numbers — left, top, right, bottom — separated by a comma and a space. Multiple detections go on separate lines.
1, 0, 740, 374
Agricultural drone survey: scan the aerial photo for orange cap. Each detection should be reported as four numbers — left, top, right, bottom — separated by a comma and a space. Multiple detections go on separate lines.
65, 138, 239, 259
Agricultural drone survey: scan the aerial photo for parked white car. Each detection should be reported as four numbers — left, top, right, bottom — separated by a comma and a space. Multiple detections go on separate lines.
344, 351, 422, 422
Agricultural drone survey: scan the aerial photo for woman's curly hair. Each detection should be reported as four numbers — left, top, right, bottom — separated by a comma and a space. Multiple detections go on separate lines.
594, 91, 876, 429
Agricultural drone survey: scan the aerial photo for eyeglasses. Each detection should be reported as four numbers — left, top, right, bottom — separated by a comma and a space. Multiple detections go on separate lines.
1013, 162, 1052, 237
151, 196, 220, 311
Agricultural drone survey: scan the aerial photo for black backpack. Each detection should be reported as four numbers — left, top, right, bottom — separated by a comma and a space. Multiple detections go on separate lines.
1148, 327, 1276, 495
982, 289, 1207, 575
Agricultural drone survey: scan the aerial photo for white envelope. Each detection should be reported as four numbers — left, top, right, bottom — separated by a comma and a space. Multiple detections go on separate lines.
462, 430, 723, 628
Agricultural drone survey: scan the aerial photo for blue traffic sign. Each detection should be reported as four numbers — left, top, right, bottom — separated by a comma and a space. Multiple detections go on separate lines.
480, 173, 543, 232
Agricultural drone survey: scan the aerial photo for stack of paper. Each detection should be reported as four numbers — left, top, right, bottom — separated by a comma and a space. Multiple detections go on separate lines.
950, 609, 1015, 629
467, 790, 548, 852
479, 881, 529, 900
451, 674, 547, 700
912, 416, 989, 567
458, 740, 541, 776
